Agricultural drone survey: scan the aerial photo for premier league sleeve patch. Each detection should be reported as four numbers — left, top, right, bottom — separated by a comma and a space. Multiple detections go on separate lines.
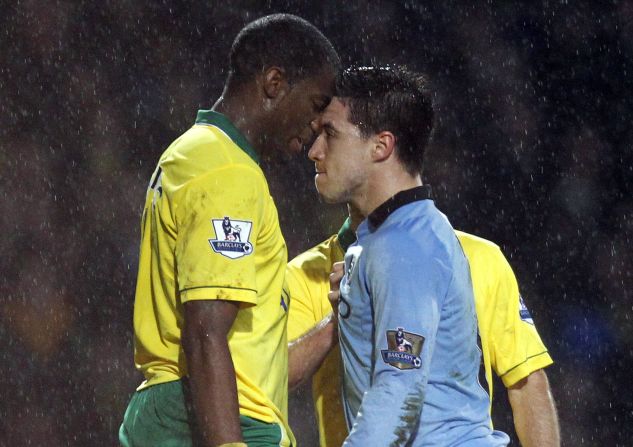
381, 327, 424, 370
208, 216, 253, 259
519, 295, 534, 325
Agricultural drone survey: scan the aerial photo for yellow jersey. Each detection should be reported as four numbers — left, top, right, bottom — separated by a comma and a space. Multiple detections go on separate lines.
133, 110, 293, 445
286, 221, 552, 447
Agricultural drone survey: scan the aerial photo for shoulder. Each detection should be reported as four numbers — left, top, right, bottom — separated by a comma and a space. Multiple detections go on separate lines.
379, 202, 457, 256
455, 231, 514, 278
287, 234, 341, 279
455, 231, 502, 262
365, 204, 458, 276
161, 125, 264, 189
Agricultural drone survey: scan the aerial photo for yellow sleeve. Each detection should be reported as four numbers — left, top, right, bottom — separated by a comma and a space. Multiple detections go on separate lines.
174, 165, 263, 306
285, 236, 349, 446
286, 236, 342, 342
487, 249, 553, 387
286, 263, 322, 342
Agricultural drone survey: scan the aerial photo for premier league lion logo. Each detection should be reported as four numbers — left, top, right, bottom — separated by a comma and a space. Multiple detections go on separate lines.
395, 327, 414, 352
221, 216, 243, 242
209, 217, 253, 259
381, 327, 424, 370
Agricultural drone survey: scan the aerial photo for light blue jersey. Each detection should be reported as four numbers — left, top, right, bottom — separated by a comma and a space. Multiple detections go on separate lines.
338, 186, 509, 447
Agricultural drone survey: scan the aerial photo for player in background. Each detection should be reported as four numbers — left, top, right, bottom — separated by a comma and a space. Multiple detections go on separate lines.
119, 14, 339, 447
303, 65, 509, 446
287, 209, 560, 447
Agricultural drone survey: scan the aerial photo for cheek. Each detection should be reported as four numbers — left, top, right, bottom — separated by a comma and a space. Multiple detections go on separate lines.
289, 112, 307, 134
334, 146, 368, 182
330, 141, 355, 167
330, 151, 357, 180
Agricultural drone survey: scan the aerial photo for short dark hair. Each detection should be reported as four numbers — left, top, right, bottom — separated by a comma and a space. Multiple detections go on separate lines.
336, 66, 434, 175
228, 14, 340, 86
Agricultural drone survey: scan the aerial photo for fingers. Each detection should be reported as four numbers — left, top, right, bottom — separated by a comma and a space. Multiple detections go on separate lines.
328, 262, 345, 312
327, 289, 340, 309
329, 262, 344, 291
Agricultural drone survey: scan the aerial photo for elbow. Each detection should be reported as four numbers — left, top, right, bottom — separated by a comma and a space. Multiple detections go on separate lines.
287, 347, 307, 391
288, 373, 303, 391
288, 369, 309, 391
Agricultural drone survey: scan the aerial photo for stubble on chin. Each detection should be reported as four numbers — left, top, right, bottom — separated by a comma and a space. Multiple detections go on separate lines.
317, 186, 351, 205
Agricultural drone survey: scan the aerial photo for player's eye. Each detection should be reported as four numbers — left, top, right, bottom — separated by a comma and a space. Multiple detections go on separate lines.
312, 96, 331, 113
313, 101, 326, 113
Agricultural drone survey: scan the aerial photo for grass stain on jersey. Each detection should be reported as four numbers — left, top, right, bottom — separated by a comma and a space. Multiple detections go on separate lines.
391, 385, 424, 446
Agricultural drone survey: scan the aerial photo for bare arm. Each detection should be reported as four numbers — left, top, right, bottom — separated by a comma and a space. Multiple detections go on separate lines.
182, 300, 242, 447
288, 261, 345, 390
288, 313, 337, 390
508, 369, 560, 447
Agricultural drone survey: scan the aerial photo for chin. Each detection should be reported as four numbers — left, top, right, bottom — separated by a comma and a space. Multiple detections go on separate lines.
316, 188, 346, 205
320, 195, 339, 204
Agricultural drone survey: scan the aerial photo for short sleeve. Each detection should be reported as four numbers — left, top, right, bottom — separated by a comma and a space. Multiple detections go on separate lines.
286, 262, 324, 342
286, 237, 343, 342
174, 164, 263, 306
487, 249, 553, 387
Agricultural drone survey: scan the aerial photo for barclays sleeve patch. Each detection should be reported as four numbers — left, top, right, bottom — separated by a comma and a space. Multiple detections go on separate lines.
208, 216, 253, 259
519, 295, 534, 325
381, 327, 424, 370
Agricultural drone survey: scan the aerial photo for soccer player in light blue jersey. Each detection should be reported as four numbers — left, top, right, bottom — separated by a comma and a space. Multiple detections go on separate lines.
307, 66, 510, 446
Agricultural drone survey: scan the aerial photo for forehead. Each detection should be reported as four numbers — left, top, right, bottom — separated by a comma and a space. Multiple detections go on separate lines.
322, 97, 351, 123
298, 69, 336, 96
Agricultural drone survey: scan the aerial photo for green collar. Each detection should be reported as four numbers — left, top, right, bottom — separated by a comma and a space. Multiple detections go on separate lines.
337, 217, 357, 251
195, 110, 260, 164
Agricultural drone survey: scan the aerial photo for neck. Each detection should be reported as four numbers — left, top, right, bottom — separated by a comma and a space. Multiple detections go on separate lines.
347, 203, 365, 231
354, 167, 422, 218
212, 86, 264, 156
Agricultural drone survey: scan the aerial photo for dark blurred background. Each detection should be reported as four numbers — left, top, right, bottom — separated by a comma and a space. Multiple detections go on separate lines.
1, 1, 631, 445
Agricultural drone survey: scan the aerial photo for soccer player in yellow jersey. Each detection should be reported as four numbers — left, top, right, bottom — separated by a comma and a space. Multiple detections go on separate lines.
287, 206, 560, 447
119, 14, 340, 447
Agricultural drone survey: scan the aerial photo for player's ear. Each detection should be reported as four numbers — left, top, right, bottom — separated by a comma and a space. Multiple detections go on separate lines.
260, 66, 290, 104
371, 131, 396, 162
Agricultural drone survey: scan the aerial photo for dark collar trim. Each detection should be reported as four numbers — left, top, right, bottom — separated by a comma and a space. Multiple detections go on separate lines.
337, 217, 357, 251
367, 185, 433, 230
195, 110, 260, 164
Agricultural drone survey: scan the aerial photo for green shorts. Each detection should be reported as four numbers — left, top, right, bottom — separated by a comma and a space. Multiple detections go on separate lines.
119, 379, 286, 447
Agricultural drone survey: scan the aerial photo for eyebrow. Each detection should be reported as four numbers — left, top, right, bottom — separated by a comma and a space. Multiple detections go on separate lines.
322, 121, 337, 133
312, 95, 331, 109
312, 94, 331, 102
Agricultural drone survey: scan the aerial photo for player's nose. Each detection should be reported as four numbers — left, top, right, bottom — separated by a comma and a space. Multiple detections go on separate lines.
307, 134, 325, 162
